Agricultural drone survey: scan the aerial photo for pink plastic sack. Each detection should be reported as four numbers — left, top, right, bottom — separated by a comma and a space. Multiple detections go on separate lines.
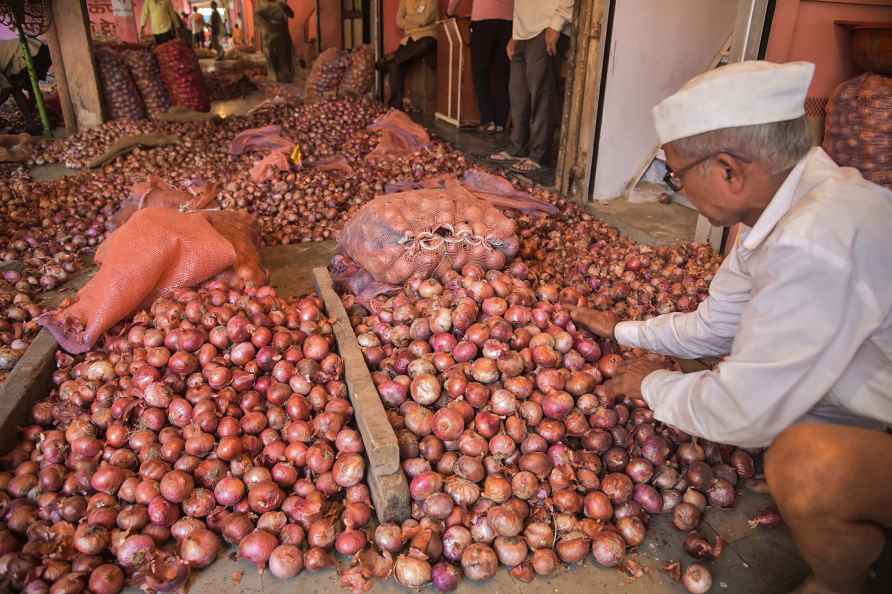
383, 169, 558, 215
308, 154, 353, 175
230, 125, 294, 155
366, 109, 430, 162
339, 185, 519, 285
250, 150, 291, 182
330, 254, 400, 310
461, 169, 559, 215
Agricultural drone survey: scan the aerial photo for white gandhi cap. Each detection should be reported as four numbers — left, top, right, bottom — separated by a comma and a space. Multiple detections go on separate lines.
652, 60, 815, 145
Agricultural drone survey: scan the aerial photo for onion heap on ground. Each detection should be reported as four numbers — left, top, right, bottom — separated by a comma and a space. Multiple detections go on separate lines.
0, 278, 375, 593
340, 260, 754, 592
1, 94, 748, 592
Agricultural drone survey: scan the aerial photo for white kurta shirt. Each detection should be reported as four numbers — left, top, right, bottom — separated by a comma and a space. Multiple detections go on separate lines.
614, 147, 892, 448
512, 0, 573, 40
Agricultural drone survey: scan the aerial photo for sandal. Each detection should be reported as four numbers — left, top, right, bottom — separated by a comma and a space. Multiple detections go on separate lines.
511, 158, 543, 173
490, 150, 520, 162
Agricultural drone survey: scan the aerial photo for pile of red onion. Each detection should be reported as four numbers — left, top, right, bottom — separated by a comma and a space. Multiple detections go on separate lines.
0, 277, 376, 592
0, 93, 747, 592
341, 262, 753, 591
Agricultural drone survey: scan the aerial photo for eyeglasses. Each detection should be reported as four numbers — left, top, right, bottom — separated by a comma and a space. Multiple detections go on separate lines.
663, 151, 752, 192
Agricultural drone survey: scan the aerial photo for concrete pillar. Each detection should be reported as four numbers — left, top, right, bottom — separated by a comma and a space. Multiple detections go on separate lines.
51, 0, 104, 130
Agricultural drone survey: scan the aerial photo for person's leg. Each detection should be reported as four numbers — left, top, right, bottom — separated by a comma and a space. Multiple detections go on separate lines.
765, 423, 892, 594
389, 38, 436, 109
387, 56, 407, 108
524, 31, 567, 166
471, 20, 497, 126
507, 39, 529, 157
280, 37, 295, 83
492, 20, 513, 129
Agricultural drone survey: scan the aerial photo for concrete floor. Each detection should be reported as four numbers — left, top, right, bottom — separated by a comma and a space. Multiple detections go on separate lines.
586, 194, 700, 245
122, 490, 891, 594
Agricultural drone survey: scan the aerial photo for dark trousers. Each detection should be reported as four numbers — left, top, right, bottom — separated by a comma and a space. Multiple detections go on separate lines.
470, 19, 512, 127
267, 33, 294, 83
210, 34, 224, 60
509, 31, 569, 164
388, 36, 436, 109
154, 29, 175, 44
193, 31, 204, 46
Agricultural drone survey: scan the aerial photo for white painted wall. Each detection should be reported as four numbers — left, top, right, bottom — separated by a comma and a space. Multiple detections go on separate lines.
591, 0, 740, 200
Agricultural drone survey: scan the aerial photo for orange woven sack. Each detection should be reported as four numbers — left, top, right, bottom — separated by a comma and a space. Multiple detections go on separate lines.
112, 177, 220, 228
339, 184, 519, 285
37, 208, 260, 353
205, 210, 268, 287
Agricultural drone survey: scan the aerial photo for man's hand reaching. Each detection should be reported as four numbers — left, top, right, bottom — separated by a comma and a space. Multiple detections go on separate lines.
568, 306, 618, 339
602, 357, 673, 402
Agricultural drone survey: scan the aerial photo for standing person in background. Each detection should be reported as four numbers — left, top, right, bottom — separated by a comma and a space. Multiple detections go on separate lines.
388, 0, 439, 111
190, 9, 206, 48
0, 39, 51, 134
490, 0, 573, 173
140, 0, 180, 44
448, 0, 513, 133
210, 1, 225, 61
255, 0, 295, 83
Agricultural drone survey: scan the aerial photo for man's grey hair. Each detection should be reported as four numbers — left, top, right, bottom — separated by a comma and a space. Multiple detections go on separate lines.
670, 115, 814, 175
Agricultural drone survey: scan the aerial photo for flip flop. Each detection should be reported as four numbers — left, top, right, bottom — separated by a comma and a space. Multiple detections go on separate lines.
511, 158, 543, 173
490, 151, 519, 162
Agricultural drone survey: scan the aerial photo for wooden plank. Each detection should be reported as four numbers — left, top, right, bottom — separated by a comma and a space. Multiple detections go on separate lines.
366, 467, 411, 523
313, 267, 410, 522
312, 267, 400, 474
0, 330, 57, 454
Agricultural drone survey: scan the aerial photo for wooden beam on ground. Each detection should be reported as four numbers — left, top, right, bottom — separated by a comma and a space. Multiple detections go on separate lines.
0, 330, 57, 455
313, 267, 410, 522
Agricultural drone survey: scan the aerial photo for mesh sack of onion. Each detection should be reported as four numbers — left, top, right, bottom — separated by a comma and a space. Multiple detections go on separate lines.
338, 184, 520, 289
823, 73, 892, 190
122, 46, 172, 119
153, 39, 211, 113
305, 48, 351, 102
94, 44, 146, 122
338, 45, 376, 98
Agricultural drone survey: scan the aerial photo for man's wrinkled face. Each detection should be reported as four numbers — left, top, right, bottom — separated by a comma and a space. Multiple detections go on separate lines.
663, 144, 750, 228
